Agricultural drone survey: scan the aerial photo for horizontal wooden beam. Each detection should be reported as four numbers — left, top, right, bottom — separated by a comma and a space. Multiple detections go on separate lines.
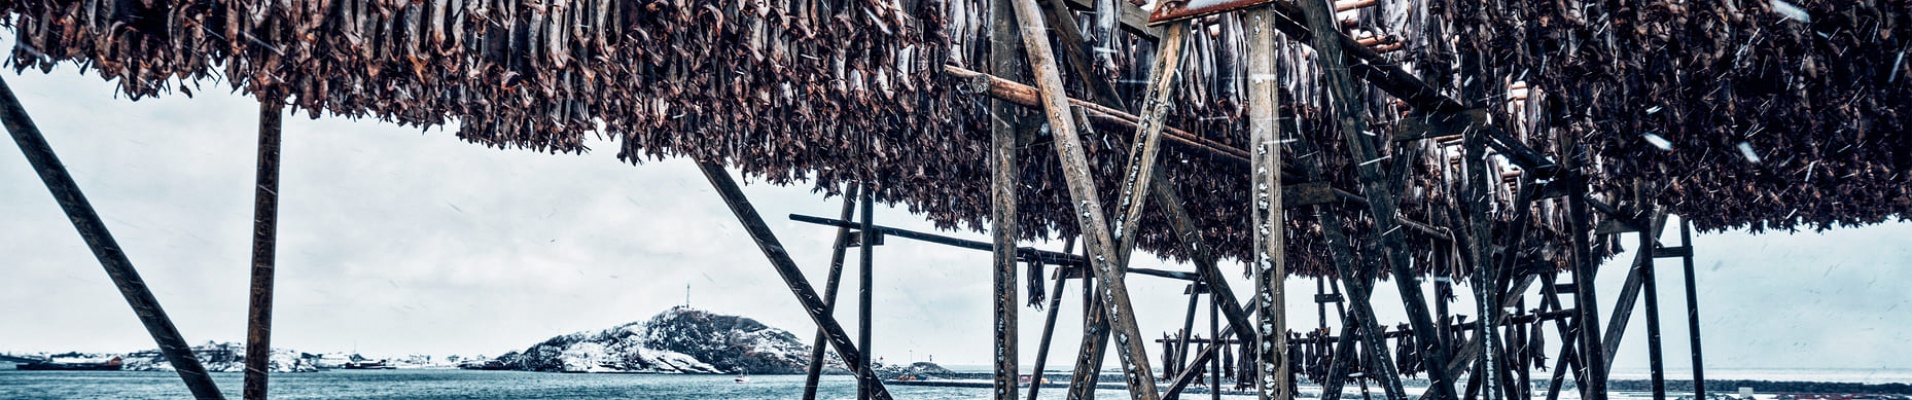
947, 65, 1250, 162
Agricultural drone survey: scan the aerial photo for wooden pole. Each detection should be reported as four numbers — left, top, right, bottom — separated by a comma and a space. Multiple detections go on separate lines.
1680, 218, 1707, 400
802, 185, 861, 400
1026, 238, 1074, 400
0, 76, 226, 400
1244, 5, 1289, 400
243, 97, 284, 400
992, 60, 1023, 399
695, 161, 891, 400
1007, 0, 1161, 396
1211, 293, 1223, 400
1641, 204, 1668, 400
858, 184, 876, 400
1566, 181, 1608, 400
1462, 110, 1501, 400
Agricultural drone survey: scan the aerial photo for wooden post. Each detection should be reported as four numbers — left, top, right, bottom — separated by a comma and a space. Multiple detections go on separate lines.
803, 186, 861, 400
1210, 292, 1223, 400
694, 161, 891, 400
1462, 112, 1501, 400
1006, 0, 1161, 396
990, 0, 1028, 394
1641, 204, 1667, 400
244, 97, 284, 400
1243, 5, 1289, 400
0, 76, 226, 400
858, 184, 876, 400
1566, 179, 1607, 400
1680, 218, 1707, 400
992, 61, 1023, 399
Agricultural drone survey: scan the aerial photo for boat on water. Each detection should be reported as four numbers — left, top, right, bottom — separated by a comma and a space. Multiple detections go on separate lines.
16, 357, 122, 371
734, 372, 750, 383
342, 360, 397, 370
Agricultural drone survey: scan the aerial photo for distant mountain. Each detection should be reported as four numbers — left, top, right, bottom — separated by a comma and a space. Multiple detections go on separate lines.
495, 307, 826, 374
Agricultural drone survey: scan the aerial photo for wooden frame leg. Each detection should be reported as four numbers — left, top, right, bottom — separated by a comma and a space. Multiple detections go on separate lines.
696, 161, 891, 400
243, 97, 284, 400
802, 185, 861, 400
0, 76, 226, 400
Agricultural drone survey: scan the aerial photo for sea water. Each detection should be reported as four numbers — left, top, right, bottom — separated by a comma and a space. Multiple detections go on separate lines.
0, 369, 1259, 400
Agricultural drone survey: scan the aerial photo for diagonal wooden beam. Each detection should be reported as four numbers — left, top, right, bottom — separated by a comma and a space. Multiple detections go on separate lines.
801, 185, 860, 400
1064, 18, 1189, 400
1007, 0, 1161, 397
1150, 165, 1254, 341
1292, 0, 1459, 397
695, 161, 891, 400
1600, 211, 1669, 369
0, 76, 227, 400
243, 97, 284, 400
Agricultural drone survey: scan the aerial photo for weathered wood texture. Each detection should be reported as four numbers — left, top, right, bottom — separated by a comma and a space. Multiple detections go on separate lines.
0, 76, 226, 400
244, 97, 284, 400
1243, 5, 1288, 400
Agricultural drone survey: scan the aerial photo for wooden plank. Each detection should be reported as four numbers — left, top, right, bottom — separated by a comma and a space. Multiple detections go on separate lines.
1005, 0, 1160, 397
694, 161, 891, 400
0, 76, 227, 400
243, 97, 284, 400
802, 187, 862, 400
1244, 5, 1289, 400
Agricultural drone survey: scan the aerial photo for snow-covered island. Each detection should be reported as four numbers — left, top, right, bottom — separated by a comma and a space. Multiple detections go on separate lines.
489, 306, 827, 374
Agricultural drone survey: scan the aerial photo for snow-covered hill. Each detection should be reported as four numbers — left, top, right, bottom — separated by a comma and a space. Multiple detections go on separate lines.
495, 307, 826, 374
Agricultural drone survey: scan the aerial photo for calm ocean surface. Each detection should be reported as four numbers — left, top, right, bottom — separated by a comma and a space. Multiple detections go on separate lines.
0, 369, 1245, 400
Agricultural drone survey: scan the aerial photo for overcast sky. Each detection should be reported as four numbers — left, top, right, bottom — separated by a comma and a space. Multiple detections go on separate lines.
2, 65, 1908, 379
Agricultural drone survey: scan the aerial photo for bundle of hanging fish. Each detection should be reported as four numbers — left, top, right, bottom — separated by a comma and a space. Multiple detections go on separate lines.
1418, 0, 1912, 233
